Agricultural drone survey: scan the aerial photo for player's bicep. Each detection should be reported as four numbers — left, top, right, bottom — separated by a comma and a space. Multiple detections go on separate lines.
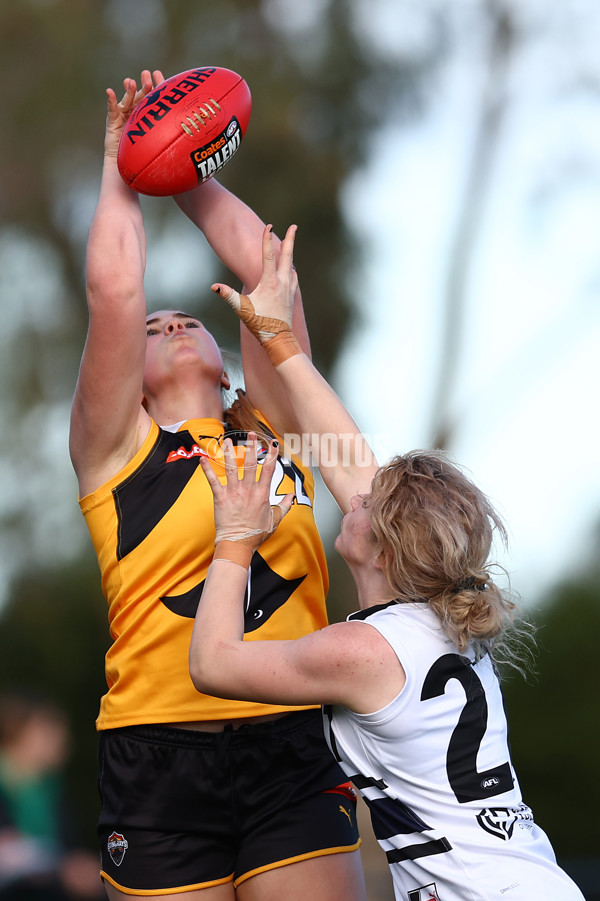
69, 306, 148, 484
205, 624, 357, 709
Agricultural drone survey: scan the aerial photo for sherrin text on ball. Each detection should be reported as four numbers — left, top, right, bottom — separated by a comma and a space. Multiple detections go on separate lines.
117, 66, 252, 196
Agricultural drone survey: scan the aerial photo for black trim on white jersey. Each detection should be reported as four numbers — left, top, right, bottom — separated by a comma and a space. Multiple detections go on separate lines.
386, 837, 452, 864
351, 773, 388, 791
348, 600, 428, 622
362, 794, 430, 839
348, 601, 399, 621
323, 705, 343, 762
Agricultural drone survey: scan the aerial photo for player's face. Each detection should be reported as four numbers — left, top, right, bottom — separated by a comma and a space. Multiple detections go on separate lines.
335, 493, 378, 565
143, 310, 226, 387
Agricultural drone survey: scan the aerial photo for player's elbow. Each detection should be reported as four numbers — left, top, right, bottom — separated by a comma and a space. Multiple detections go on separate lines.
189, 655, 213, 695
189, 649, 233, 699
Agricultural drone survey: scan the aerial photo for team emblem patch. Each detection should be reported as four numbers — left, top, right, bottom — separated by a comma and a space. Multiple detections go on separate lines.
476, 804, 534, 841
107, 831, 129, 866
408, 884, 441, 901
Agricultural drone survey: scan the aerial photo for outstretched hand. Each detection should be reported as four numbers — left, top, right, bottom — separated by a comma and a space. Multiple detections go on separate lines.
212, 225, 300, 356
104, 69, 165, 157
200, 433, 294, 557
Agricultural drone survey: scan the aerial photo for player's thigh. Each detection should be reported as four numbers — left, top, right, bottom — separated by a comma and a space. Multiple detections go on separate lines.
104, 883, 236, 901
236, 849, 367, 901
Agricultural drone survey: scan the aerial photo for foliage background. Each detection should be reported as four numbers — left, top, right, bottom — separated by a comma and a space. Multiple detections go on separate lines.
0, 1, 597, 897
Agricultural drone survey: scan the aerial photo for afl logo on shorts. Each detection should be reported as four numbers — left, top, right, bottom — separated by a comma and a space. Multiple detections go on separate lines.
107, 831, 129, 866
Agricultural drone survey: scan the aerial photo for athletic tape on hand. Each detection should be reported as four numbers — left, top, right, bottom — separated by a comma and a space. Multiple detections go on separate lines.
221, 292, 288, 341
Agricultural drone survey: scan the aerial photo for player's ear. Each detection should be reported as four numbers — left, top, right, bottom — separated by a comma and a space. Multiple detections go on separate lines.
220, 370, 231, 390
374, 548, 391, 571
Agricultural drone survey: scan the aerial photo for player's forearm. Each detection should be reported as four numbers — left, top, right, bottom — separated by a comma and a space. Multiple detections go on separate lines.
86, 156, 146, 308
175, 179, 266, 291
275, 354, 378, 508
189, 558, 248, 697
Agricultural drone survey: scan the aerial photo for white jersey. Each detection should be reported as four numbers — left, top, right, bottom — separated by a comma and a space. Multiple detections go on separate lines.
323, 601, 584, 901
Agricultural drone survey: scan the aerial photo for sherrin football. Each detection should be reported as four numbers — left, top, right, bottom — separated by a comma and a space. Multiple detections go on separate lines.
117, 67, 252, 196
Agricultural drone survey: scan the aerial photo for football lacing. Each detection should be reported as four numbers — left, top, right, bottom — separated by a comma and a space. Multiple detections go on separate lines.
181, 99, 223, 135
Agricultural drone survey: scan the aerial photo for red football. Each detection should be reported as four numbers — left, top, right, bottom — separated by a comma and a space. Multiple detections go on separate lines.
117, 67, 252, 196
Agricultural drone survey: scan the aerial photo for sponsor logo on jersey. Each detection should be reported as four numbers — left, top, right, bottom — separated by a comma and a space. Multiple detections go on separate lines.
407, 884, 441, 901
165, 433, 268, 466
191, 117, 242, 182
107, 831, 129, 866
165, 438, 312, 507
476, 804, 534, 841
166, 443, 210, 463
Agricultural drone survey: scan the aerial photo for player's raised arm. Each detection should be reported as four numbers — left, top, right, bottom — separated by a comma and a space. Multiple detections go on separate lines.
69, 71, 162, 497
174, 180, 312, 438
212, 225, 378, 512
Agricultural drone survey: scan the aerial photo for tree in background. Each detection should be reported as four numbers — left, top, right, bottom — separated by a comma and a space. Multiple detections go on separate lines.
0, 0, 439, 603
501, 536, 600, 897
0, 1, 598, 889
0, 0, 437, 866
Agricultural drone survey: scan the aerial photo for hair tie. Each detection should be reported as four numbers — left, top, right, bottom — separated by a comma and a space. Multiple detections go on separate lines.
452, 576, 488, 594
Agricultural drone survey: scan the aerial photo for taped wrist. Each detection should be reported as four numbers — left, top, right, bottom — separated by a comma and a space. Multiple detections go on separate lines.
228, 294, 302, 366
213, 541, 253, 569
263, 332, 302, 367
214, 511, 275, 551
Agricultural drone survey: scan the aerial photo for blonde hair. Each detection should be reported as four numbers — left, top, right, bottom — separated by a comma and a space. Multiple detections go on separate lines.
369, 451, 520, 660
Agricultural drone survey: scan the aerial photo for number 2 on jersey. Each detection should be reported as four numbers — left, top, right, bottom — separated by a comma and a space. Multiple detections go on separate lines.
421, 654, 514, 803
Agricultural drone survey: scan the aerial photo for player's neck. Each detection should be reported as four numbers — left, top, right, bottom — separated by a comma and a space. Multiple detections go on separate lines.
146, 382, 225, 428
347, 563, 395, 611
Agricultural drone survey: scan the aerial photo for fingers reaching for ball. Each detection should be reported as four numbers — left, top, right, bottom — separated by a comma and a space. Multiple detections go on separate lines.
105, 69, 166, 157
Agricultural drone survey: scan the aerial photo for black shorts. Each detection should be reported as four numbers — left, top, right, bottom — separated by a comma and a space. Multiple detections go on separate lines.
98, 709, 360, 894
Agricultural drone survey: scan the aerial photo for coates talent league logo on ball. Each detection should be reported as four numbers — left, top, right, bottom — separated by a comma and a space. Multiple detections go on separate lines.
107, 831, 129, 867
191, 117, 243, 183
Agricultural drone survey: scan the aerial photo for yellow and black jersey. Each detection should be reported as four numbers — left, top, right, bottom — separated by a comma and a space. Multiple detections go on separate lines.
80, 414, 329, 729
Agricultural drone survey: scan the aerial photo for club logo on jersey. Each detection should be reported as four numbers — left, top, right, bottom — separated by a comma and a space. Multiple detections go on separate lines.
476, 804, 534, 841
107, 831, 129, 866
408, 884, 441, 901
160, 550, 306, 632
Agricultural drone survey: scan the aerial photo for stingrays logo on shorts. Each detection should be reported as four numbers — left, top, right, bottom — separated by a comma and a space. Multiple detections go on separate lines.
476, 804, 534, 841
407, 884, 441, 901
107, 831, 129, 866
